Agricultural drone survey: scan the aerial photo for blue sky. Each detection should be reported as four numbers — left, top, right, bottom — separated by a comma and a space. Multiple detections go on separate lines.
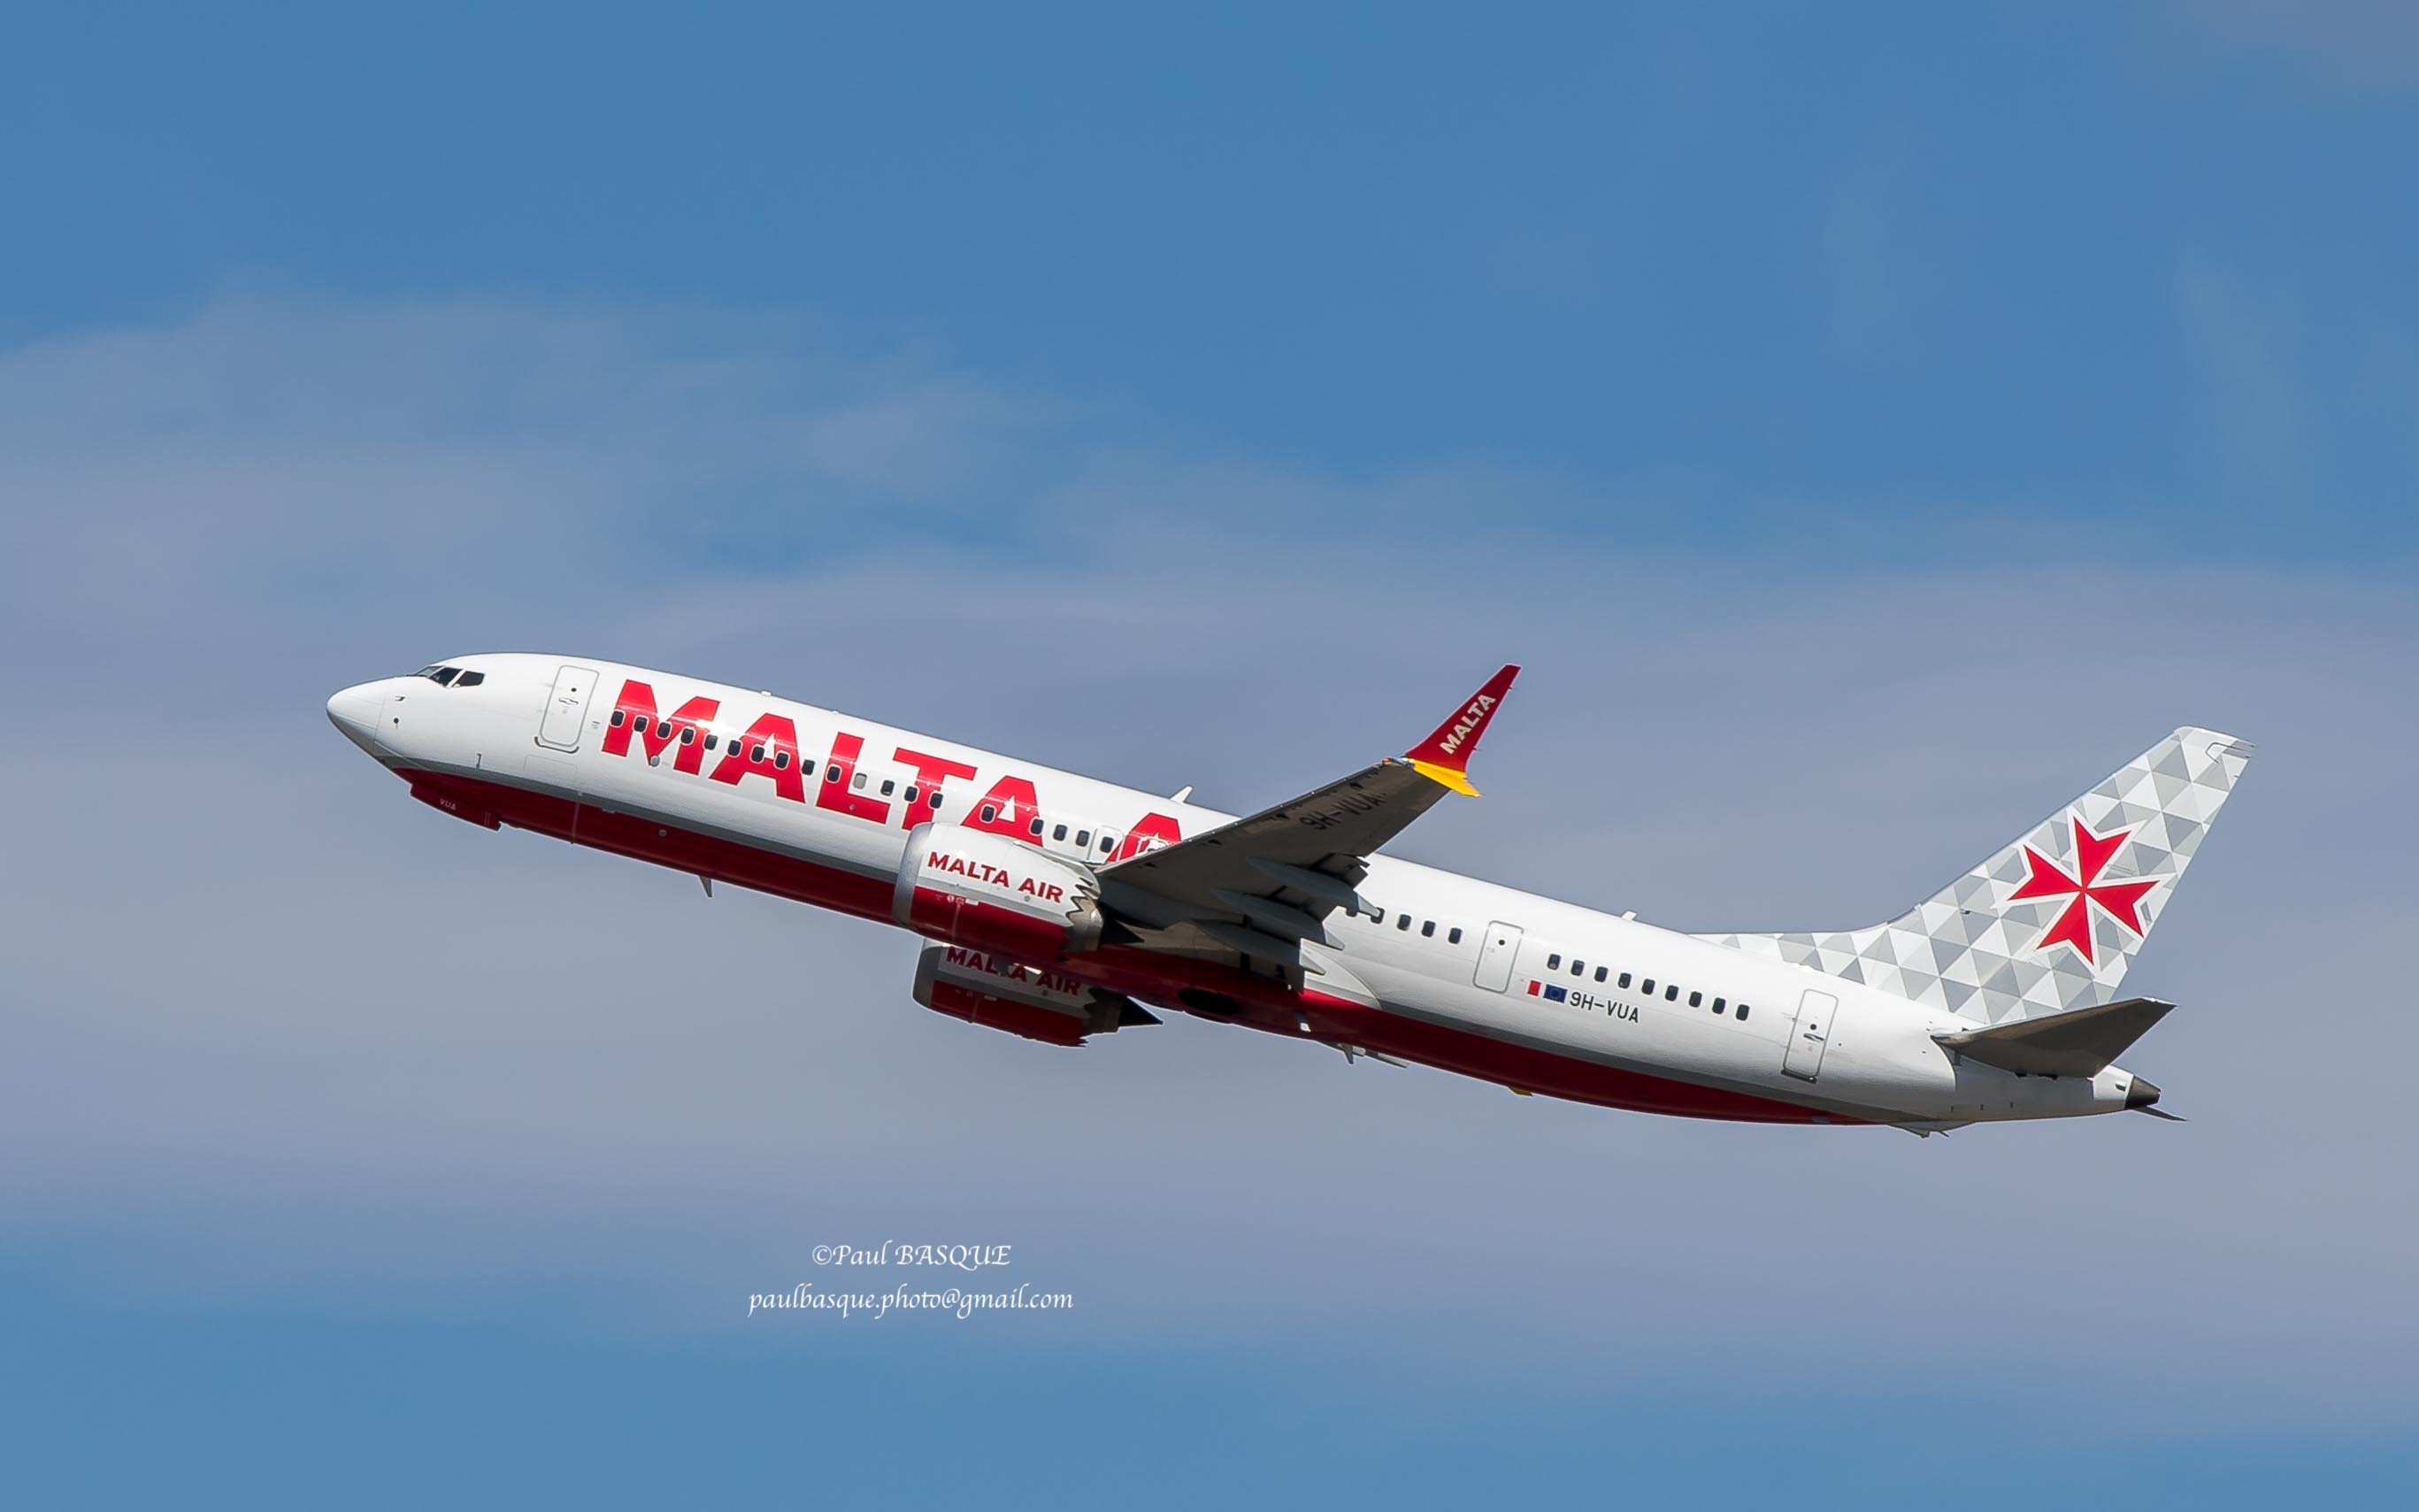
4, 4, 2417, 1506
10, 1, 2415, 561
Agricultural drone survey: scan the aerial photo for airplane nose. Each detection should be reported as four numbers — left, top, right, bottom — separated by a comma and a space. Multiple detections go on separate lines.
326, 681, 383, 752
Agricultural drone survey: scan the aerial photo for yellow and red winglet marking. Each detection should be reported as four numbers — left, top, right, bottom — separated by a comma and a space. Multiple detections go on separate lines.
1405, 663, 1519, 796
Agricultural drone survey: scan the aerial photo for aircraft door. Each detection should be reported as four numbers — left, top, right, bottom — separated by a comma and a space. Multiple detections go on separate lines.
1473, 922, 1524, 993
1783, 988, 1838, 1081
537, 664, 600, 752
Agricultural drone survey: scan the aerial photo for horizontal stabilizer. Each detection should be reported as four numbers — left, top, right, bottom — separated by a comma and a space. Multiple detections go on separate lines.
1931, 996, 2173, 1078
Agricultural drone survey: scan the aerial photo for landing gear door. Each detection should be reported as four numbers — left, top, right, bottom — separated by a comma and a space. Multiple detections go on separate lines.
1473, 922, 1524, 993
537, 664, 600, 752
1784, 988, 1838, 1082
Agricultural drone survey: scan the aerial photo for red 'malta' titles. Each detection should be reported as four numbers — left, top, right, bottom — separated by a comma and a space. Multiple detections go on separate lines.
602, 679, 1184, 859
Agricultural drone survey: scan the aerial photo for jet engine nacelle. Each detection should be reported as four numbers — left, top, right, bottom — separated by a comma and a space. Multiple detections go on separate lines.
911, 943, 1157, 1048
893, 823, 1105, 959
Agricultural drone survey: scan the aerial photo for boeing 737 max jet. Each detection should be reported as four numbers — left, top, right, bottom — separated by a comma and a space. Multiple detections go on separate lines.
327, 656, 2250, 1132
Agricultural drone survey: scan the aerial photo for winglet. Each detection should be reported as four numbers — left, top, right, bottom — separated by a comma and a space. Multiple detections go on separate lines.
1406, 664, 1519, 796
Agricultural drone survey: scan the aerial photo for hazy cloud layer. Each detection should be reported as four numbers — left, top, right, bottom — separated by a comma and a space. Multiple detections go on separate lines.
2174, 0, 2419, 86
4, 301, 2415, 1431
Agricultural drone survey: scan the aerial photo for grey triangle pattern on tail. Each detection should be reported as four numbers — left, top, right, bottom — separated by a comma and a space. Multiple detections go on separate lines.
1698, 727, 2253, 1025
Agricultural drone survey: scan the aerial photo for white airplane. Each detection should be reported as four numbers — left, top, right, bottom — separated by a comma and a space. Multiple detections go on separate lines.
328, 655, 2250, 1132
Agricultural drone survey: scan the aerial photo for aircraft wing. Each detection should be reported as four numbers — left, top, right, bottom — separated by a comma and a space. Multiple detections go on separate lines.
1096, 665, 1517, 975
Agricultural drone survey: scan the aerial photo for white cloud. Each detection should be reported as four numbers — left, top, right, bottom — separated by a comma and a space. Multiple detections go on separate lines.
2, 299, 2414, 1430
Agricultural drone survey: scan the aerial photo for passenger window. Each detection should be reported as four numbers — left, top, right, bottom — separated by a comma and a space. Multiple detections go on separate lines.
1053, 824, 1068, 840
929, 793, 944, 810
1618, 972, 1631, 988
455, 671, 484, 687
1665, 984, 1678, 1001
634, 716, 652, 735
751, 745, 766, 762
1075, 830, 1090, 848
1641, 979, 1655, 994
1547, 954, 1562, 970
611, 710, 626, 727
879, 779, 895, 796
774, 751, 791, 770
1737, 1004, 1750, 1021
826, 764, 841, 782
1397, 915, 1411, 932
1594, 966, 1608, 982
1102, 834, 1117, 852
980, 804, 998, 823
1421, 920, 1436, 938
1572, 960, 1585, 976
1448, 927, 1463, 945
704, 734, 718, 751
1714, 997, 1726, 1014
680, 727, 695, 745
902, 785, 918, 803
1028, 817, 1044, 836
852, 772, 866, 789
1690, 991, 1702, 1008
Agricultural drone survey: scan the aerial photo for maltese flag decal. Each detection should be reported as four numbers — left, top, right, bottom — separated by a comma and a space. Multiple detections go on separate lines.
2009, 816, 2162, 964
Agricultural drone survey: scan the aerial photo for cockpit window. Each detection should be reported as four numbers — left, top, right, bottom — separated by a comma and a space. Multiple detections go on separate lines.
412, 664, 480, 687
455, 671, 484, 687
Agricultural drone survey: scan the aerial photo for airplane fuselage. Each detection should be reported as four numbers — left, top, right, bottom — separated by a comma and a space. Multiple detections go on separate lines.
327, 654, 2151, 1129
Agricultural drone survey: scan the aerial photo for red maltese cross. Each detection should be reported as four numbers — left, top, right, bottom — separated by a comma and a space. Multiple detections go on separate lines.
2009, 817, 2159, 964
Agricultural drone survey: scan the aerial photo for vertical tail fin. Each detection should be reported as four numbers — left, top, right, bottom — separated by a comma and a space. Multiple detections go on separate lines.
1701, 727, 2254, 1025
